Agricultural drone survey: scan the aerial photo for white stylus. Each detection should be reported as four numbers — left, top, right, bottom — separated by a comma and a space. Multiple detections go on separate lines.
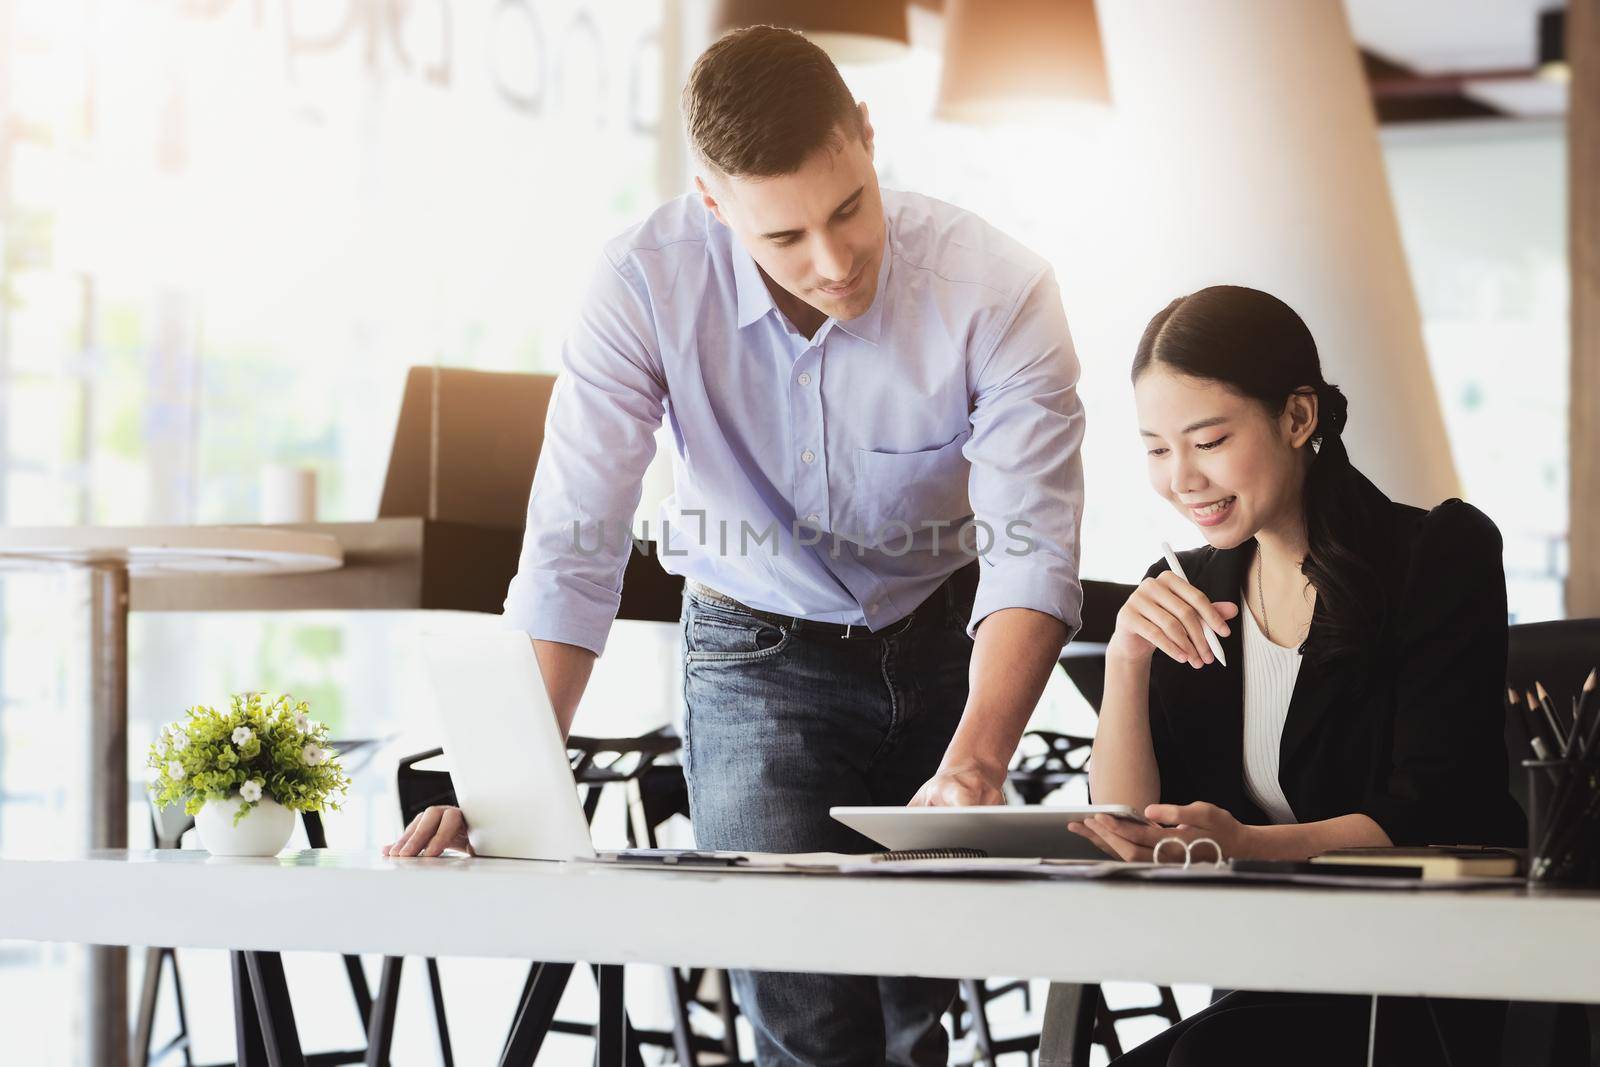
1160, 541, 1227, 668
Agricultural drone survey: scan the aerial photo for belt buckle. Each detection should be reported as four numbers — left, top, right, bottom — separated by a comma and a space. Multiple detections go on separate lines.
840, 623, 854, 639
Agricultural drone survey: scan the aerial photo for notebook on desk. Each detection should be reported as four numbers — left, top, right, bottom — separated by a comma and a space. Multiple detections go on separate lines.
1309, 846, 1521, 880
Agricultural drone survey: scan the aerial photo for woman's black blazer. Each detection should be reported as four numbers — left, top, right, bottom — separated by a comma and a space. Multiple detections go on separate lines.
1144, 473, 1525, 847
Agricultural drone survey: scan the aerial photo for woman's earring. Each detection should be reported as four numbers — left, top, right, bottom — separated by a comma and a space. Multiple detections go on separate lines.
1311, 436, 1323, 455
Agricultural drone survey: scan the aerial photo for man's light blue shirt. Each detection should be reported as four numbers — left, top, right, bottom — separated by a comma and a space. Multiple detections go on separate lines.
504, 189, 1086, 655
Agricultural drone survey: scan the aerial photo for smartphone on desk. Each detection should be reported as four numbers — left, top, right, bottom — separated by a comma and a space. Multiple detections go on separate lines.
598, 849, 750, 868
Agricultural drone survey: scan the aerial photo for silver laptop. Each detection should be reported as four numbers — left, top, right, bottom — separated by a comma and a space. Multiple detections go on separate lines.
419, 630, 598, 861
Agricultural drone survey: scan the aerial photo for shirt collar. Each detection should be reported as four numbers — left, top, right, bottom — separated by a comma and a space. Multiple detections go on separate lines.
731, 220, 893, 346
732, 239, 778, 330
832, 241, 891, 346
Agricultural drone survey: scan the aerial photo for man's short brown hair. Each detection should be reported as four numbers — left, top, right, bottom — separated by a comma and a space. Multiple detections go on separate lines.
682, 25, 865, 179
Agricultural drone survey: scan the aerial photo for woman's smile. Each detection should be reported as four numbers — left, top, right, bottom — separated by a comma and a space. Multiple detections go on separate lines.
1187, 494, 1237, 527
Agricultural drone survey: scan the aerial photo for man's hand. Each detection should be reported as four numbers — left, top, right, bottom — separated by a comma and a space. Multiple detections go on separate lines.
908, 762, 1007, 807
910, 607, 1066, 808
383, 805, 475, 858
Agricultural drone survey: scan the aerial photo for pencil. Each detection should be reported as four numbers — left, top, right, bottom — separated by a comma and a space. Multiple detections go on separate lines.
1525, 691, 1553, 754
1531, 687, 1566, 756
1160, 542, 1227, 668
1576, 669, 1600, 758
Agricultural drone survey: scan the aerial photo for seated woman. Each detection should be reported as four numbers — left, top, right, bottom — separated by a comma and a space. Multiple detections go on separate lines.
1072, 285, 1524, 1067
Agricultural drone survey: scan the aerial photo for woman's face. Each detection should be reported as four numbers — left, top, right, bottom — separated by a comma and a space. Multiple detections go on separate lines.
1134, 367, 1316, 550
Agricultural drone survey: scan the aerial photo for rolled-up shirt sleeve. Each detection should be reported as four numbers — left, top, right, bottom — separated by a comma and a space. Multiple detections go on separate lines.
501, 252, 667, 656
964, 266, 1086, 641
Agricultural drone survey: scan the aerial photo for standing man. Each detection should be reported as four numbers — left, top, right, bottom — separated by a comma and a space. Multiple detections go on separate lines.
388, 25, 1084, 1066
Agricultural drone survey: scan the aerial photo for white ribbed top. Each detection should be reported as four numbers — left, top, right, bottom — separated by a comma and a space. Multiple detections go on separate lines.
1240, 595, 1302, 825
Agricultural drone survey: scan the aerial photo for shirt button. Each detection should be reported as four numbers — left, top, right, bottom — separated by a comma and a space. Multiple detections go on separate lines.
797, 372, 812, 386
867, 601, 880, 613
801, 449, 815, 464
806, 513, 820, 524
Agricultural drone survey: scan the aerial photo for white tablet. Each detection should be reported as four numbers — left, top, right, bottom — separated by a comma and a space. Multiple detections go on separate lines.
831, 804, 1151, 860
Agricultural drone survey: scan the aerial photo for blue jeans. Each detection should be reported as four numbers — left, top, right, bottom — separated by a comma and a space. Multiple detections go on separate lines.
681, 581, 972, 1067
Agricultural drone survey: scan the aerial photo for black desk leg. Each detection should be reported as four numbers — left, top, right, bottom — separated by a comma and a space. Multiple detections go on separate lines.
959, 979, 997, 1062
364, 956, 403, 1067
595, 964, 628, 1067
1367, 995, 1379, 1067
242, 951, 306, 1067
1501, 1001, 1564, 1067
663, 967, 697, 1067
499, 961, 576, 1067
232, 952, 268, 1067
426, 958, 455, 1066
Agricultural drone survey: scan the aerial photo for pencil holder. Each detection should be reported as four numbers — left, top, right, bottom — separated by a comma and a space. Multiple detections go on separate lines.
1524, 758, 1600, 887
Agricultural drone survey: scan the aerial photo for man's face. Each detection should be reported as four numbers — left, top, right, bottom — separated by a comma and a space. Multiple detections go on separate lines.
697, 105, 886, 325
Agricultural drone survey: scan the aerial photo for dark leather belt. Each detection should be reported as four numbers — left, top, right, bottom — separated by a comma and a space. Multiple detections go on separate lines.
685, 562, 978, 641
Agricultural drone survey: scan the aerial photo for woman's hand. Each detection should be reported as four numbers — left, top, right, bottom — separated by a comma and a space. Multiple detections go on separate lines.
1107, 571, 1238, 669
1068, 801, 1260, 862
382, 805, 475, 858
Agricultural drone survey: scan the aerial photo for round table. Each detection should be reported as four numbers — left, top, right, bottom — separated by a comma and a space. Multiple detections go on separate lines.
0, 525, 342, 1067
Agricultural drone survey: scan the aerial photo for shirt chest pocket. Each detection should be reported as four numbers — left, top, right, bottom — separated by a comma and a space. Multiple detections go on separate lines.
837, 428, 973, 548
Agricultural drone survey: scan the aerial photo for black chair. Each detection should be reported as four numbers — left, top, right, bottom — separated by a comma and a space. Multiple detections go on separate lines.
367, 731, 750, 1067
137, 739, 386, 1067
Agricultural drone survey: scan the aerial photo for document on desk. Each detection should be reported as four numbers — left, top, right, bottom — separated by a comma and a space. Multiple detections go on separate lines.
1125, 865, 1520, 891
580, 850, 1125, 877
839, 861, 1519, 888
831, 857, 1124, 878
578, 852, 1520, 889
580, 850, 870, 873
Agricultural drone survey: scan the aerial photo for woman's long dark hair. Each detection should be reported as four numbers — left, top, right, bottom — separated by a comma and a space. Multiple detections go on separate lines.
1131, 285, 1388, 666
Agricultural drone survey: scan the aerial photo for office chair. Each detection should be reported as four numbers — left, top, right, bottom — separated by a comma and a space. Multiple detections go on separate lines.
136, 740, 386, 1067
370, 733, 749, 1067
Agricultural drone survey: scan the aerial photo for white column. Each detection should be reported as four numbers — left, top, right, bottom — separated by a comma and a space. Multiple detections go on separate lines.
1095, 0, 1458, 506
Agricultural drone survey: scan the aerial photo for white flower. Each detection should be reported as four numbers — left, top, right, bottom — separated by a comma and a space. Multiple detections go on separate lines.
301, 742, 326, 766
167, 761, 186, 781
170, 732, 188, 752
231, 726, 254, 746
292, 711, 312, 734
239, 779, 263, 803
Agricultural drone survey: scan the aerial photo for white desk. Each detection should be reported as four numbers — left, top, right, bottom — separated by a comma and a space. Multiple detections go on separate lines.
4, 849, 1598, 1007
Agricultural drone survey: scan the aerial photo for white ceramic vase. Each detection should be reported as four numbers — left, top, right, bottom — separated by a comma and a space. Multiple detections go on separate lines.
195, 793, 295, 857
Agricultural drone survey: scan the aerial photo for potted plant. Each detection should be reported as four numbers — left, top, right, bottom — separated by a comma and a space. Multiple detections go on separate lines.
147, 693, 351, 857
